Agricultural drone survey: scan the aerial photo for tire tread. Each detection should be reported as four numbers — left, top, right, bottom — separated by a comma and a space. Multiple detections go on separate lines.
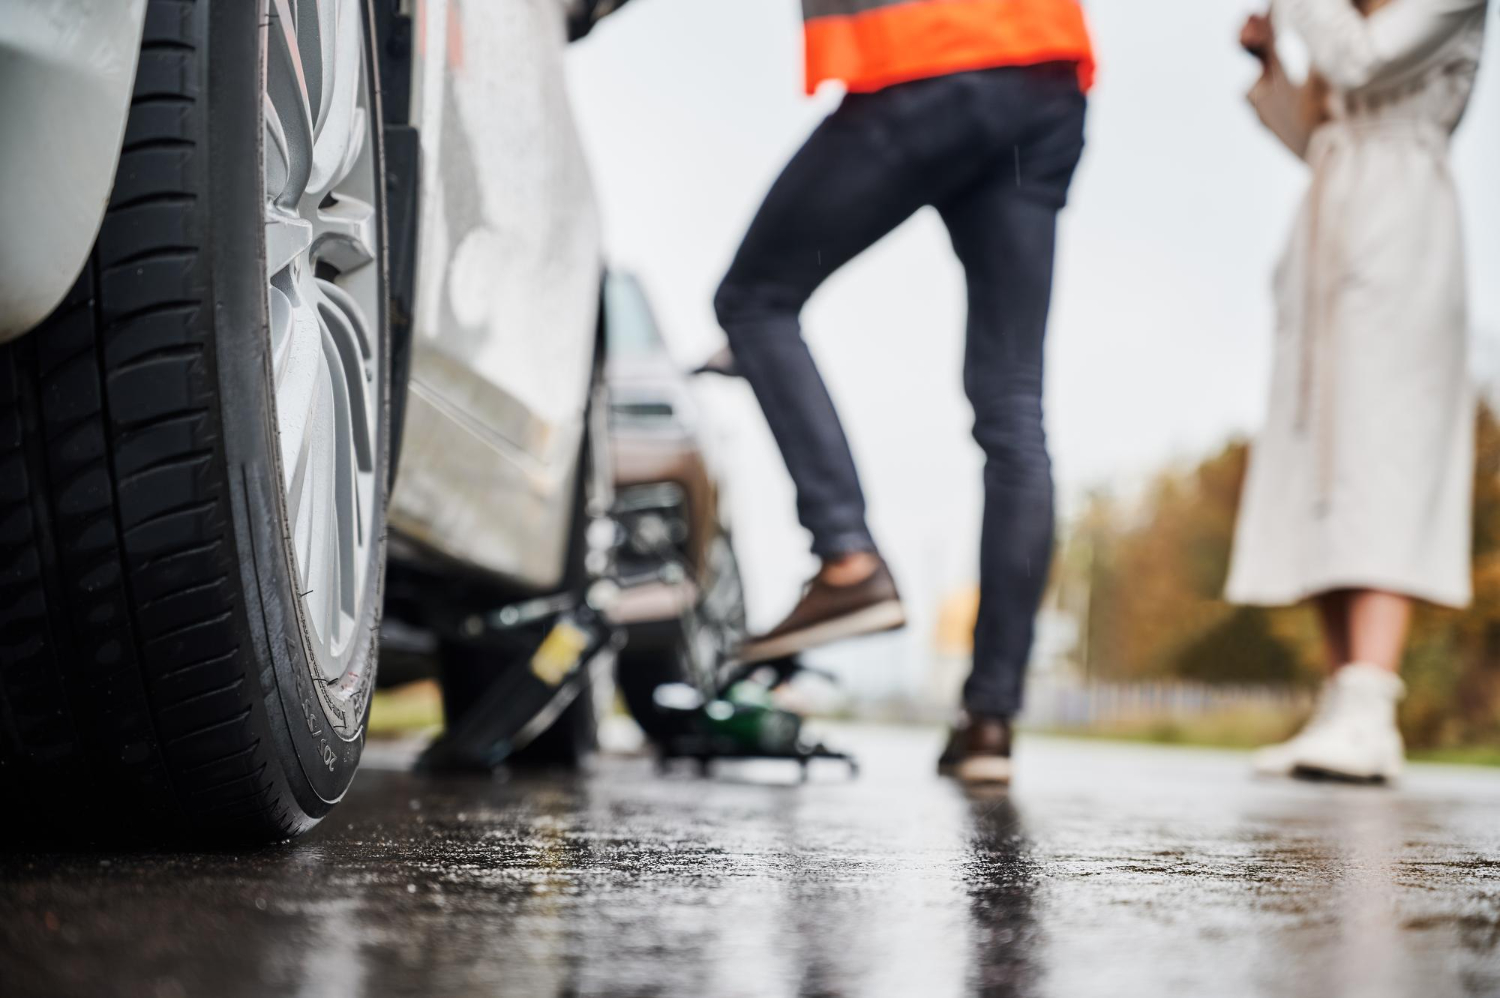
0, 0, 314, 845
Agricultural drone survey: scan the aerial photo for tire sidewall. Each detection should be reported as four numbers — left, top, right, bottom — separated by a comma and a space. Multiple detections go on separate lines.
207, 0, 390, 814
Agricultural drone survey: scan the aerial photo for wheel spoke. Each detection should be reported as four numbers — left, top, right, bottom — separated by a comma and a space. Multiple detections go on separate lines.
353, 466, 368, 549
263, 95, 291, 205
291, 352, 329, 607
316, 278, 372, 359
268, 280, 296, 384
318, 317, 359, 617
305, 351, 339, 645
320, 439, 342, 647
266, 210, 313, 279
308, 0, 365, 196
293, 457, 315, 599
276, 276, 324, 502
282, 402, 315, 570
298, 0, 333, 130
314, 280, 374, 472
266, 0, 314, 209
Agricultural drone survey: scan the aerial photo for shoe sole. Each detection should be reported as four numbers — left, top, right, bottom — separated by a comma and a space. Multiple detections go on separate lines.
738, 600, 907, 664
1291, 765, 1394, 785
954, 755, 1013, 785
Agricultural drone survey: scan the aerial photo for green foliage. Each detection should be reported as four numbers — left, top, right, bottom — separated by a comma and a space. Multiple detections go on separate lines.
1176, 608, 1304, 684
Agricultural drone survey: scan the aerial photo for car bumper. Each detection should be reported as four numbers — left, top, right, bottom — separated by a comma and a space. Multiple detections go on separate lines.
0, 0, 148, 341
606, 578, 700, 628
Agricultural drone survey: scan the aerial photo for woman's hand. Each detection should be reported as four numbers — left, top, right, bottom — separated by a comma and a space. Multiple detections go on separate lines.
1240, 12, 1276, 68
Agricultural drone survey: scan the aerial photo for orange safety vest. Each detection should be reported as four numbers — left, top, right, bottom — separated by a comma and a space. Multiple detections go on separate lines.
803, 0, 1095, 96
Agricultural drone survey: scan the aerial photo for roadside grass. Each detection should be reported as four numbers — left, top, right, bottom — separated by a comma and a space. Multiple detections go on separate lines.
1032, 704, 1302, 753
1407, 746, 1500, 767
1035, 705, 1500, 768
368, 679, 443, 738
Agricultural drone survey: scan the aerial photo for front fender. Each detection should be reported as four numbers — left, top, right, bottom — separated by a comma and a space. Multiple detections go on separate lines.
0, 0, 148, 342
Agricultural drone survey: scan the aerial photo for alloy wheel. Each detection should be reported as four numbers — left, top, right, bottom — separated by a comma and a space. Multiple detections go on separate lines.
263, 0, 382, 685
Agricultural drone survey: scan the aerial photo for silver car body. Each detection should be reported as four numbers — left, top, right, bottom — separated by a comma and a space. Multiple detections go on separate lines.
390, 0, 600, 592
0, 0, 602, 594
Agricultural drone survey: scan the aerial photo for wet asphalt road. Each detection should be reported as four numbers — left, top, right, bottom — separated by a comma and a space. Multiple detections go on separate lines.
4, 727, 1500, 998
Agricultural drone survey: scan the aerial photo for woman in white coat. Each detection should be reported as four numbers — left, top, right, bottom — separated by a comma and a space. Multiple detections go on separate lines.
1229, 0, 1488, 781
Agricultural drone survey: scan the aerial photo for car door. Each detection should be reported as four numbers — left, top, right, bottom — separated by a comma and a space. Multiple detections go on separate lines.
389, 0, 601, 593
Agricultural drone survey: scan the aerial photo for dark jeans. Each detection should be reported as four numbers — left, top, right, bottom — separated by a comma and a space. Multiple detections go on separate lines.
713, 64, 1086, 719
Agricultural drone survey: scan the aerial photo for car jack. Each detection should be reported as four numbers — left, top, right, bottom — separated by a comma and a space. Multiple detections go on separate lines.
416, 584, 625, 773
651, 655, 859, 781
416, 510, 858, 780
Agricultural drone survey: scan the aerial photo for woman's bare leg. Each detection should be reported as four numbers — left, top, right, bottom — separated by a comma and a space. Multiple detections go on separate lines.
1255, 588, 1409, 779
1345, 589, 1412, 673
1314, 589, 1352, 670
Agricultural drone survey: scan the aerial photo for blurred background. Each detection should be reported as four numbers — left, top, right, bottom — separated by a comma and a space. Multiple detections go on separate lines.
541, 0, 1500, 758
546, 0, 1500, 756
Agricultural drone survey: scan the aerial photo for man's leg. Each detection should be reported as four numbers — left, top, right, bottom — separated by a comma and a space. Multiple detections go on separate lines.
715, 100, 941, 661
937, 77, 1085, 727
942, 185, 1058, 722
713, 97, 933, 560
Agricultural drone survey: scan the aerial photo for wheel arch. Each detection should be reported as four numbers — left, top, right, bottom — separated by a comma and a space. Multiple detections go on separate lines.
372, 0, 419, 482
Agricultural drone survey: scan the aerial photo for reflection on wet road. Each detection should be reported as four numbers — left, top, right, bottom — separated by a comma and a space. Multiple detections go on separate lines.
4, 728, 1500, 997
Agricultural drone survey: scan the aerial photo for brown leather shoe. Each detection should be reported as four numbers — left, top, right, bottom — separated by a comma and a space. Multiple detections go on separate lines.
938, 714, 1013, 785
737, 558, 905, 663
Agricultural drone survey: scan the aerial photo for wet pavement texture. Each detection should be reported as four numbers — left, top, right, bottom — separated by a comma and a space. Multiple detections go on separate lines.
4, 727, 1500, 998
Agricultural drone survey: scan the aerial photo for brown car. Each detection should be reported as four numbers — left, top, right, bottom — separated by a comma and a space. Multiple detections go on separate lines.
604, 273, 747, 743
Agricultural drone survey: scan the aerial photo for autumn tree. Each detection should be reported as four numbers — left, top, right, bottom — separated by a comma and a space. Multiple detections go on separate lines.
1061, 407, 1500, 749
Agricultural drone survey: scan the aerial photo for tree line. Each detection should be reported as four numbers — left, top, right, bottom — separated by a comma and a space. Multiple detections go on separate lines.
1059, 407, 1500, 751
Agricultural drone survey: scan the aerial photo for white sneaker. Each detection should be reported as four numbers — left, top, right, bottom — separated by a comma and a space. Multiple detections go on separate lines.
1253, 670, 1345, 777
1252, 663, 1405, 783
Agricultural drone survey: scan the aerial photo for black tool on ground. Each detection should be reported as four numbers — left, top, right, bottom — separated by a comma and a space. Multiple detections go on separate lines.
413, 517, 679, 774
417, 494, 858, 778
416, 591, 625, 773
649, 654, 859, 781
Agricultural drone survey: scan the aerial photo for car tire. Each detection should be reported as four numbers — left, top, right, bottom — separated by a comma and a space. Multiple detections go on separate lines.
0, 0, 389, 845
617, 534, 747, 745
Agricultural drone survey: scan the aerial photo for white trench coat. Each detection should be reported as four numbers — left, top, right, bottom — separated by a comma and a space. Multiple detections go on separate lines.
1227, 0, 1488, 609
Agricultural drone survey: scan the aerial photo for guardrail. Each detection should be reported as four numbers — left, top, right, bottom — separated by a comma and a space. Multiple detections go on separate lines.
1020, 677, 1313, 730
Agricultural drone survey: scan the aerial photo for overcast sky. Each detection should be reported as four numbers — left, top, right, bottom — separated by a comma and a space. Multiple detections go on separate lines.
565, 0, 1500, 698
